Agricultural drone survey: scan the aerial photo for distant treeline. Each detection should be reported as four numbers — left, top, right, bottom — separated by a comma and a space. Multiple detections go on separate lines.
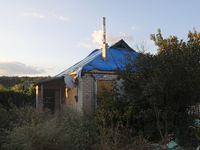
0, 76, 51, 89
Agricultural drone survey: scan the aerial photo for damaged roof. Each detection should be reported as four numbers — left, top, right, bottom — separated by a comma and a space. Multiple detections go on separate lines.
54, 39, 138, 78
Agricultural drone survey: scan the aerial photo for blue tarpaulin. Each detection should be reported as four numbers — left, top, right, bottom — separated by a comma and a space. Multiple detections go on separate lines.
54, 47, 138, 78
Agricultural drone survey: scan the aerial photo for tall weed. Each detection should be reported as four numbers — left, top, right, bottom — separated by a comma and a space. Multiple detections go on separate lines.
2, 106, 96, 150
1, 106, 152, 150
93, 109, 151, 150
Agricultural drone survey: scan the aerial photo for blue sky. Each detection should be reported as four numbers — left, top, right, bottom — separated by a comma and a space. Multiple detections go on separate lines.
0, 0, 200, 77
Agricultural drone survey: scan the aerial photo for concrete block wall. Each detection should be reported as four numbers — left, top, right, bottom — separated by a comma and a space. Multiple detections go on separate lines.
76, 74, 94, 113
36, 85, 43, 111
76, 70, 120, 113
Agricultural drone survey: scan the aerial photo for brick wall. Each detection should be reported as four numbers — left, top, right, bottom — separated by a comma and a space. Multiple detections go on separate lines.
75, 69, 120, 113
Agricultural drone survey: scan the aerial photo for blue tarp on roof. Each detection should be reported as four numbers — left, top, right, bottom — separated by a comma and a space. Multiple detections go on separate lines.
54, 47, 138, 78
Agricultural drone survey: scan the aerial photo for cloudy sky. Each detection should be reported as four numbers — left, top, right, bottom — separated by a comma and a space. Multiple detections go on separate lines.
0, 0, 200, 76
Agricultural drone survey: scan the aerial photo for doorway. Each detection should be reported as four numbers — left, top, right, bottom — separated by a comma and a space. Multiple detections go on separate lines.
43, 89, 55, 112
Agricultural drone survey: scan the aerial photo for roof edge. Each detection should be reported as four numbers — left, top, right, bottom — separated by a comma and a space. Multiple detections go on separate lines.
109, 39, 134, 51
34, 77, 64, 86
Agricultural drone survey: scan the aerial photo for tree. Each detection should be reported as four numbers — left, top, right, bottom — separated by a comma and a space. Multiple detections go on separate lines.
0, 84, 36, 110
116, 28, 200, 146
0, 84, 7, 91
10, 84, 23, 92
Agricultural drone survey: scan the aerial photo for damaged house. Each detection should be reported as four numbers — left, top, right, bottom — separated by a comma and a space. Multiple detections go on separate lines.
35, 39, 138, 113
35, 18, 138, 113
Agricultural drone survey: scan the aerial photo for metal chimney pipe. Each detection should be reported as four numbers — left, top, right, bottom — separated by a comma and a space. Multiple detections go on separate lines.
102, 17, 106, 43
102, 17, 108, 62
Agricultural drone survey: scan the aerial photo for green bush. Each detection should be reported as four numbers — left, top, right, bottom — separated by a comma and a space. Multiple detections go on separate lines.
1, 106, 96, 150
0, 106, 153, 150
0, 85, 35, 110
93, 108, 152, 150
96, 79, 143, 138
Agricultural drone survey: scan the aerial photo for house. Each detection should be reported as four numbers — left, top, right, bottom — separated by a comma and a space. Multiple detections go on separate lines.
35, 39, 138, 113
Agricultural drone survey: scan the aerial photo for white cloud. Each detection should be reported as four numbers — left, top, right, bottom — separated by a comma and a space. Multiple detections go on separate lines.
78, 29, 157, 55
78, 30, 134, 49
0, 61, 44, 76
47, 66, 55, 70
92, 30, 103, 45
91, 30, 134, 47
53, 15, 70, 21
131, 26, 135, 30
21, 13, 44, 18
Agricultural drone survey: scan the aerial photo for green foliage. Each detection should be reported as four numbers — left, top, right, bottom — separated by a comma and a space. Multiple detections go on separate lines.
0, 106, 152, 150
1, 106, 95, 150
94, 109, 151, 150
97, 79, 125, 112
0, 76, 51, 89
96, 79, 145, 137
60, 108, 96, 150
196, 125, 200, 141
96, 80, 127, 127
10, 83, 24, 92
0, 90, 34, 110
27, 84, 36, 102
0, 84, 8, 91
0, 79, 36, 110
114, 28, 200, 147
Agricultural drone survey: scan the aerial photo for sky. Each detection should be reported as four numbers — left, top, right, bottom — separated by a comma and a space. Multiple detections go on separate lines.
0, 0, 200, 77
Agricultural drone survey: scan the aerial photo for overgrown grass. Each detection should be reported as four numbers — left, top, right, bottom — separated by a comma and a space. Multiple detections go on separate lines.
0, 106, 153, 150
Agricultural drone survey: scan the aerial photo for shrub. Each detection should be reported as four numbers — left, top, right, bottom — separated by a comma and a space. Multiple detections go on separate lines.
93, 109, 152, 150
1, 106, 153, 150
0, 90, 34, 110
2, 106, 96, 150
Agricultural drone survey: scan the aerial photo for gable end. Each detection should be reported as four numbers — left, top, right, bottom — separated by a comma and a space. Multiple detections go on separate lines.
110, 39, 134, 51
